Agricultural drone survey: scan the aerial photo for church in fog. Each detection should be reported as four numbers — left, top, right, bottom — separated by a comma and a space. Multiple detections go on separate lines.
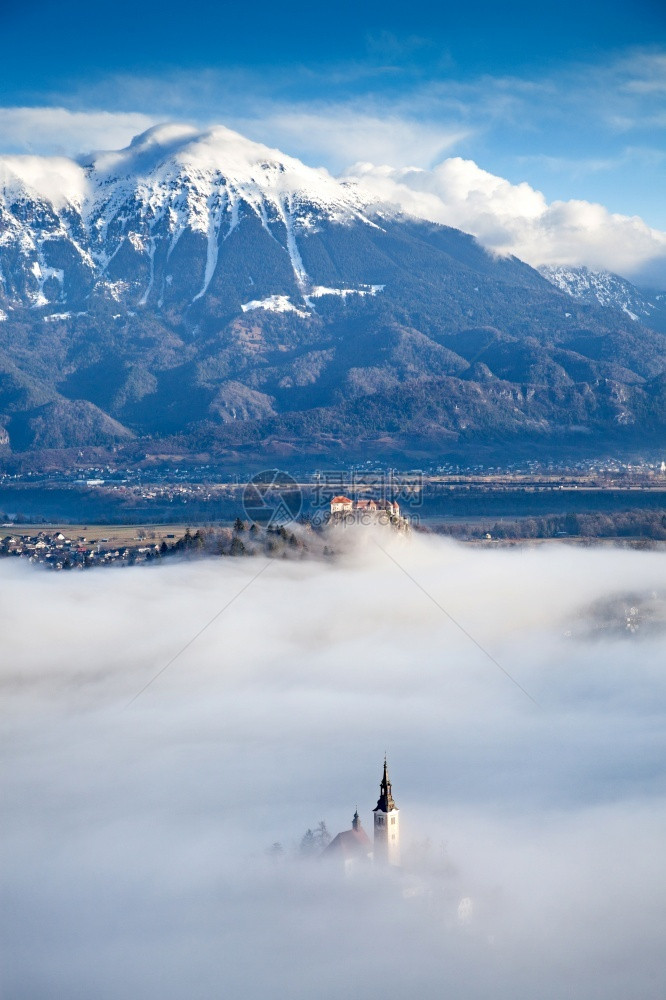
323, 758, 400, 870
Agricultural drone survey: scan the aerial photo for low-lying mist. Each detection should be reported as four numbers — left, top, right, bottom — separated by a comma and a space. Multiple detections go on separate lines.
2, 529, 665, 999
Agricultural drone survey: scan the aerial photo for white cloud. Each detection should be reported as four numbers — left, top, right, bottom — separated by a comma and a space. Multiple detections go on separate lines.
346, 158, 666, 285
1, 89, 664, 285
1, 535, 666, 997
231, 109, 471, 174
0, 107, 158, 156
616, 51, 666, 99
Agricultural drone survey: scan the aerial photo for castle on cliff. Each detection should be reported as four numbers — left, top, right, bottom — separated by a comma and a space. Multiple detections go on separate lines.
329, 496, 403, 525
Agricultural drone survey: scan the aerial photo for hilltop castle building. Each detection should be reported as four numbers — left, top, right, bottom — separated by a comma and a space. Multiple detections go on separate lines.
330, 496, 401, 519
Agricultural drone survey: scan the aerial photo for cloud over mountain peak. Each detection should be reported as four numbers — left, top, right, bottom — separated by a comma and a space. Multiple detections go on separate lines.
1, 119, 664, 288
345, 157, 666, 289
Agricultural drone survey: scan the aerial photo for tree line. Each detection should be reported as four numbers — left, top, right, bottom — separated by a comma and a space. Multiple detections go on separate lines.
434, 508, 666, 541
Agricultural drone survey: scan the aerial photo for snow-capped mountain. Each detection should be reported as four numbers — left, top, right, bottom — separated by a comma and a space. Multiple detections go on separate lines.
0, 124, 388, 313
539, 265, 666, 333
1, 124, 665, 464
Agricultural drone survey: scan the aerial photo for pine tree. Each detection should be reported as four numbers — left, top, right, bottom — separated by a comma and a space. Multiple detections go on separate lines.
230, 536, 245, 556
314, 820, 331, 848
300, 829, 316, 856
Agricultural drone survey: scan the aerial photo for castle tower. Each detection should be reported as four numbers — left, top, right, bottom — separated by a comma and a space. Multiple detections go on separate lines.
373, 756, 400, 866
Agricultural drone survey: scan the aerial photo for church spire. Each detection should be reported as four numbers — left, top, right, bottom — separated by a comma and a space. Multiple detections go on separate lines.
372, 755, 400, 865
374, 754, 397, 813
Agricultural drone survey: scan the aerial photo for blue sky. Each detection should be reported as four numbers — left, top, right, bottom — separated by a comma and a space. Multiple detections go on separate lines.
3, 0, 663, 87
1, 0, 665, 273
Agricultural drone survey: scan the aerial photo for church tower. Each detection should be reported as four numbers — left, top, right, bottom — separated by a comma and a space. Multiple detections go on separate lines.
373, 756, 400, 866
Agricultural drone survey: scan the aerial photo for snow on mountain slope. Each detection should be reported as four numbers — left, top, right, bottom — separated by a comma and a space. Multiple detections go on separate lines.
0, 124, 384, 310
85, 123, 365, 214
0, 155, 88, 210
3, 133, 666, 461
241, 294, 309, 317
538, 264, 664, 327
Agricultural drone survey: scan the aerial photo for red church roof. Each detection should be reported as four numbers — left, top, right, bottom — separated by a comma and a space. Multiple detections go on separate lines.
322, 825, 372, 860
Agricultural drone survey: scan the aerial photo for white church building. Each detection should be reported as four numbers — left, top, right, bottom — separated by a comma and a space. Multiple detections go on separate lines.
323, 758, 400, 870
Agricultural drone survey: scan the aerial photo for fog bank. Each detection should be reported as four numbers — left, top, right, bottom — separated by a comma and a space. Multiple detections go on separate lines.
2, 532, 665, 998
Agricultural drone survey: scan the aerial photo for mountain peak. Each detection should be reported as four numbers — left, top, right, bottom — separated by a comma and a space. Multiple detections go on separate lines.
0, 121, 384, 311
127, 122, 200, 151
84, 122, 356, 208
1, 129, 665, 464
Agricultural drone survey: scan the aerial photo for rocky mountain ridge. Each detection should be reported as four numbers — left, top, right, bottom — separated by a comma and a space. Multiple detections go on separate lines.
539, 265, 666, 333
0, 123, 387, 314
0, 125, 665, 468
